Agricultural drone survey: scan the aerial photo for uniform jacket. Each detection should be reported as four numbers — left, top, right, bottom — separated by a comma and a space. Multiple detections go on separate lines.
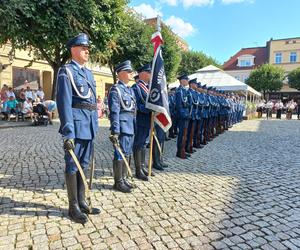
175, 85, 190, 120
108, 80, 136, 135
132, 80, 151, 128
56, 61, 98, 140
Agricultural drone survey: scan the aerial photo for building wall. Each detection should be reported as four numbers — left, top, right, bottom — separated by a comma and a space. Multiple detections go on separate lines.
225, 69, 252, 83
0, 43, 115, 100
268, 37, 300, 73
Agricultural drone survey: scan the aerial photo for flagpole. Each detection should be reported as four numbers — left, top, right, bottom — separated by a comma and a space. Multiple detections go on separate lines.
148, 112, 155, 177
147, 16, 161, 178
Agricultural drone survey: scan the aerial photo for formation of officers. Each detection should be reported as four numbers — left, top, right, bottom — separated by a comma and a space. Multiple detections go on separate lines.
56, 33, 245, 224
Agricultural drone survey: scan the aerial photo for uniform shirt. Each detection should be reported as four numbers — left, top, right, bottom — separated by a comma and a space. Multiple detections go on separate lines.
6, 91, 15, 99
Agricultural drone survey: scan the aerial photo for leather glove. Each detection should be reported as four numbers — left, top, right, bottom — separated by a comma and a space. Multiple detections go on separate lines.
109, 134, 119, 146
64, 139, 75, 151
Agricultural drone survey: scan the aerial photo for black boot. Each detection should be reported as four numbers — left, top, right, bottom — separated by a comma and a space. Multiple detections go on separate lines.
77, 169, 100, 215
152, 142, 164, 171
141, 148, 155, 177
122, 158, 134, 189
113, 160, 131, 193
65, 173, 88, 224
133, 150, 148, 181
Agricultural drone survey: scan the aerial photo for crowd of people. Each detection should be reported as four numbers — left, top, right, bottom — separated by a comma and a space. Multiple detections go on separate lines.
256, 99, 300, 119
0, 84, 57, 124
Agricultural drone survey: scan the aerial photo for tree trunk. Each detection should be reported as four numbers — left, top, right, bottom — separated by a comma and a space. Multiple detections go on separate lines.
51, 64, 61, 100
263, 90, 266, 100
109, 64, 117, 84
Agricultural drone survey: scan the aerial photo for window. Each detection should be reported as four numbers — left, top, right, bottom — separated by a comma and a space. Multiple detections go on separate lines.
237, 54, 255, 67
290, 52, 297, 63
275, 53, 282, 64
12, 67, 40, 88
240, 60, 251, 67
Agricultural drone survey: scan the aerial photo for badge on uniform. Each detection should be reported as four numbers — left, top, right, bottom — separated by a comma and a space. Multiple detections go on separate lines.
80, 86, 84, 93
125, 100, 129, 106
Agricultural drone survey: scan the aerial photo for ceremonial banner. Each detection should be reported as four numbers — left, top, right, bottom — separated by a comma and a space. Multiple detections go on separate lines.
146, 31, 172, 132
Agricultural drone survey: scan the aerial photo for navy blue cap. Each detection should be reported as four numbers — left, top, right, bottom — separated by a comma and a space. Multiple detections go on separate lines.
137, 63, 152, 73
202, 84, 207, 89
115, 60, 133, 73
207, 86, 212, 90
188, 78, 197, 85
197, 82, 202, 88
134, 75, 139, 80
177, 74, 189, 81
66, 33, 90, 49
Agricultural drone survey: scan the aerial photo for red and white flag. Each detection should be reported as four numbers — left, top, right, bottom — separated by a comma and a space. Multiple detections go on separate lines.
145, 31, 172, 132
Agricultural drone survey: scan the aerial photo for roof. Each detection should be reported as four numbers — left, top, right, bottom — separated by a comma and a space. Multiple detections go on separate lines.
168, 65, 261, 96
223, 47, 268, 71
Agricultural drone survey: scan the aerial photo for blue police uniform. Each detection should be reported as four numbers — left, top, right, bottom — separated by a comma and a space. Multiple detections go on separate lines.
57, 62, 98, 173
131, 63, 152, 180
108, 60, 137, 192
168, 90, 177, 138
175, 75, 191, 159
56, 33, 99, 224
186, 78, 198, 153
193, 83, 205, 148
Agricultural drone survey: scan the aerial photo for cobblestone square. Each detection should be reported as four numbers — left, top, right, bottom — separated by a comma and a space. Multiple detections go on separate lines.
0, 119, 300, 249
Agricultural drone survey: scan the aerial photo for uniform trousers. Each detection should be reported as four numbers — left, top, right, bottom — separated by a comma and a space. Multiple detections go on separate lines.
114, 134, 134, 160
64, 139, 93, 174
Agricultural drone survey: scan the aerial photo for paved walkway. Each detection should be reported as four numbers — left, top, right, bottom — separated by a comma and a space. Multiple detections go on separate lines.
0, 119, 300, 250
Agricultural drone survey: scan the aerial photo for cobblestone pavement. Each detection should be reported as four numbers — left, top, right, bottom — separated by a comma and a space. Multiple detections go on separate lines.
0, 119, 300, 250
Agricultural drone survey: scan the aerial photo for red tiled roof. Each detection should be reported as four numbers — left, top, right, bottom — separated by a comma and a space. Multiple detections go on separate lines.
223, 47, 268, 71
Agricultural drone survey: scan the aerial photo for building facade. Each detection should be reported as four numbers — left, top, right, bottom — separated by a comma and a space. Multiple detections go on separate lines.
223, 37, 300, 102
0, 43, 114, 100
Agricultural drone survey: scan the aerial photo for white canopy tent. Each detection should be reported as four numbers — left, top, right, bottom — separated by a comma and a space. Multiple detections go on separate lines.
168, 65, 261, 98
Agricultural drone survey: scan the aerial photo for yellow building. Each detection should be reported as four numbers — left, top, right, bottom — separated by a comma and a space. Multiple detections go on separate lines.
0, 43, 114, 100
267, 37, 300, 100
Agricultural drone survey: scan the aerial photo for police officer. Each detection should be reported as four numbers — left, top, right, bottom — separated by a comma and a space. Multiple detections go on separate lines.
168, 88, 177, 138
186, 78, 198, 154
193, 82, 205, 148
108, 60, 136, 193
132, 63, 153, 181
175, 74, 191, 159
56, 33, 100, 224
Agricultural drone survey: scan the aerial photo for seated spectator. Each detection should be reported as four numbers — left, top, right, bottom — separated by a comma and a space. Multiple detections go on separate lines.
21, 97, 34, 122
44, 100, 57, 125
6, 87, 15, 99
36, 87, 45, 101
25, 86, 33, 101
17, 91, 26, 104
0, 99, 8, 120
6, 96, 19, 121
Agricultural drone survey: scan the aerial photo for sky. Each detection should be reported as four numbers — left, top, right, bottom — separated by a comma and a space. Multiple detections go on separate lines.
129, 0, 300, 64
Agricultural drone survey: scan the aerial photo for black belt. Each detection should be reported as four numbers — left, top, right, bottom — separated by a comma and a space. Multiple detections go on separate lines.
72, 103, 97, 111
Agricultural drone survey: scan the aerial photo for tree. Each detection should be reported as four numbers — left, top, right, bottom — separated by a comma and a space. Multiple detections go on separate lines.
96, 12, 182, 83
178, 50, 220, 76
288, 67, 300, 90
95, 11, 154, 84
161, 26, 182, 83
0, 0, 127, 99
246, 64, 285, 99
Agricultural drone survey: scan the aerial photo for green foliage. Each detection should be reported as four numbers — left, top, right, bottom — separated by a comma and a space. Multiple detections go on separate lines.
95, 11, 154, 82
178, 50, 221, 75
97, 12, 182, 83
0, 0, 127, 97
287, 67, 300, 90
246, 64, 285, 96
161, 26, 181, 82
